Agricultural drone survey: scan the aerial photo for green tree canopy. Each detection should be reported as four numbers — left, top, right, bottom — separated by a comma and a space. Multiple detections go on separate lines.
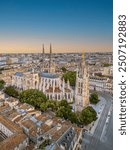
90, 92, 99, 104
59, 100, 70, 108
103, 63, 112, 67
4, 86, 19, 98
56, 106, 72, 120
39, 139, 51, 149
46, 100, 57, 111
61, 66, 67, 73
19, 89, 47, 108
69, 112, 79, 124
0, 80, 5, 90
40, 102, 48, 112
63, 71, 76, 86
79, 106, 97, 125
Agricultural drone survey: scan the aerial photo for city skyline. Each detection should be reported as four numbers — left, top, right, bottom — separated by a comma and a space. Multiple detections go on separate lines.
0, 0, 112, 53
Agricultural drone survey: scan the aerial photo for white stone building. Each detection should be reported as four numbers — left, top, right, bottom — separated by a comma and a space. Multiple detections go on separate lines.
12, 71, 74, 103
89, 76, 113, 93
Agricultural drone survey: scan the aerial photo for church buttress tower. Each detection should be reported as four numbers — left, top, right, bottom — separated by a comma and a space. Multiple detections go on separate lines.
75, 52, 89, 112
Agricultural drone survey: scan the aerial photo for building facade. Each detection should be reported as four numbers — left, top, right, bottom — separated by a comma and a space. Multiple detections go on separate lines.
89, 76, 113, 93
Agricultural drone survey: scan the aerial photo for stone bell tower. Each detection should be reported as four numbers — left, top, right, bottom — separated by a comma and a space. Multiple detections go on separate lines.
75, 52, 89, 111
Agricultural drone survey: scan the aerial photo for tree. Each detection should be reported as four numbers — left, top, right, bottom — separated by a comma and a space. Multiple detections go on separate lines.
39, 139, 51, 149
59, 100, 69, 107
61, 66, 67, 73
45, 100, 56, 111
63, 71, 76, 86
56, 106, 72, 120
0, 80, 5, 90
19, 89, 47, 108
4, 86, 19, 98
69, 112, 78, 124
90, 92, 99, 104
40, 102, 48, 112
103, 63, 112, 67
79, 106, 97, 125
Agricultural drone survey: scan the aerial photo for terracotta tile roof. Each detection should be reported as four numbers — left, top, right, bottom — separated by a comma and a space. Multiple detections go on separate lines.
14, 115, 25, 123
0, 115, 23, 133
21, 119, 35, 129
8, 111, 21, 120
40, 124, 51, 133
29, 127, 37, 137
0, 133, 27, 150
51, 125, 71, 142
0, 115, 27, 150
27, 110, 41, 114
19, 103, 34, 110
21, 119, 37, 136
36, 114, 50, 122
3, 109, 16, 117
0, 104, 10, 112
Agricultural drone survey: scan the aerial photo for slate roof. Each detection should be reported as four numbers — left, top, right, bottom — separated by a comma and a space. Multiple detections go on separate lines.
40, 72, 59, 78
15, 72, 23, 77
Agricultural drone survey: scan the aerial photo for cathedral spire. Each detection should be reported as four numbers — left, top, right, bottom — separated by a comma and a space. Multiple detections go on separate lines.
49, 43, 52, 72
82, 51, 85, 62
50, 43, 52, 54
42, 44, 45, 54
42, 44, 45, 62
41, 44, 45, 72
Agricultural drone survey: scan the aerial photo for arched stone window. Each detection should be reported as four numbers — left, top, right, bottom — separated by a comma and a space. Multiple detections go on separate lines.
55, 94, 57, 100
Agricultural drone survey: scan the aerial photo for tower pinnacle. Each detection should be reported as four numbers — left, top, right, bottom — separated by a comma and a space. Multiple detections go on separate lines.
42, 44, 45, 54
50, 43, 52, 54
82, 51, 85, 62
49, 43, 52, 72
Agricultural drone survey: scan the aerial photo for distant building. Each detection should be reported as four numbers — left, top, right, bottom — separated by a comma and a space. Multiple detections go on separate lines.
89, 76, 113, 93
102, 66, 113, 76
6, 57, 19, 65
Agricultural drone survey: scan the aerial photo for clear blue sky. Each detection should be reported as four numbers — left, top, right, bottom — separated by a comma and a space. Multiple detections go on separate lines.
0, 0, 113, 53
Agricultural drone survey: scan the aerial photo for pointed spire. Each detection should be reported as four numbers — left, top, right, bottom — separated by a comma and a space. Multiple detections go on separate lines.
50, 43, 52, 54
42, 44, 45, 54
49, 43, 52, 72
42, 44, 45, 62
82, 50, 85, 62
41, 44, 45, 72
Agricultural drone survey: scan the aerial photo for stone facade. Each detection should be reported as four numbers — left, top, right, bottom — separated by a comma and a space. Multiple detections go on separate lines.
12, 72, 74, 103
75, 53, 89, 111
